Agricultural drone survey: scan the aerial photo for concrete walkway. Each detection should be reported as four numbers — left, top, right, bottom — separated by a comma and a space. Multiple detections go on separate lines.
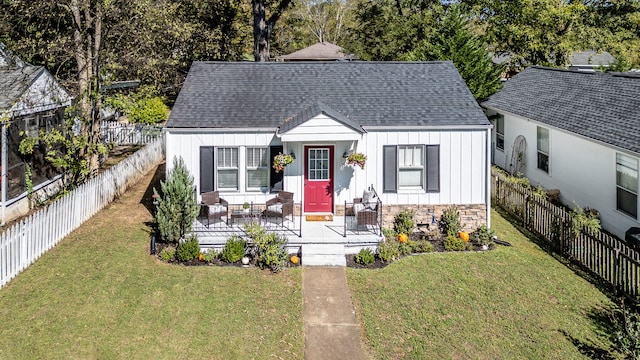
303, 267, 369, 360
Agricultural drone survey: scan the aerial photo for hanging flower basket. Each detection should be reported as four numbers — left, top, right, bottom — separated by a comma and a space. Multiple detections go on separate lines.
273, 153, 294, 173
346, 152, 367, 169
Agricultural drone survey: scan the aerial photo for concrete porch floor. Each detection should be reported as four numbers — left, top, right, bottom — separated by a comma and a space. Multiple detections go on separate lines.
191, 215, 383, 255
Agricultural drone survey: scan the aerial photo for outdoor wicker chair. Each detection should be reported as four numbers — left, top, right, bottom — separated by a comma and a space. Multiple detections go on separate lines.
201, 191, 228, 226
263, 191, 294, 226
352, 189, 378, 227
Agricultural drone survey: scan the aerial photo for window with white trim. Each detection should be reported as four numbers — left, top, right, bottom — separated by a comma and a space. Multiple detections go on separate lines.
496, 115, 505, 151
537, 126, 549, 173
616, 153, 638, 218
383, 144, 439, 193
398, 145, 424, 189
217, 147, 238, 191
246, 147, 269, 191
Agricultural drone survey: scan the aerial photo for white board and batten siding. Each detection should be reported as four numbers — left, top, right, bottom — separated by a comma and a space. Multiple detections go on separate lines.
345, 129, 488, 207
166, 126, 489, 211
489, 109, 640, 239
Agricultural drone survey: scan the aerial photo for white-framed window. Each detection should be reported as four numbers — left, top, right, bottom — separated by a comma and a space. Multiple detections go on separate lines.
246, 147, 269, 191
398, 145, 424, 189
383, 144, 439, 193
496, 115, 505, 151
616, 153, 638, 218
217, 147, 238, 191
537, 126, 549, 173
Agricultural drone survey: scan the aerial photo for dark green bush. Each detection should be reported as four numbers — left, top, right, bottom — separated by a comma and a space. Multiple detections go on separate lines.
439, 206, 462, 237
473, 225, 495, 247
355, 248, 375, 265
612, 301, 640, 359
154, 157, 199, 243
221, 235, 246, 263
443, 234, 465, 251
176, 235, 200, 261
394, 209, 415, 235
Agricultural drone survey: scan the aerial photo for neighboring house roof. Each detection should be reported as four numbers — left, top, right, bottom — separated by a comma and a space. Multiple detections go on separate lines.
569, 50, 616, 68
277, 42, 350, 61
167, 61, 489, 129
482, 66, 640, 155
0, 66, 44, 110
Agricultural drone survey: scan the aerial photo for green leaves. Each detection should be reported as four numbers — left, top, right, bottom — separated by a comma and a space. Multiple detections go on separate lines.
154, 157, 199, 243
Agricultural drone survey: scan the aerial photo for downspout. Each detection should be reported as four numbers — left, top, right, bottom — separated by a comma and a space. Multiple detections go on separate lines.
486, 127, 492, 228
1, 122, 7, 226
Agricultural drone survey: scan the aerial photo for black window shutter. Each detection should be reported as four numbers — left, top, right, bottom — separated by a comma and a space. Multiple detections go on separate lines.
200, 146, 214, 193
269, 145, 284, 192
426, 145, 440, 192
383, 145, 397, 193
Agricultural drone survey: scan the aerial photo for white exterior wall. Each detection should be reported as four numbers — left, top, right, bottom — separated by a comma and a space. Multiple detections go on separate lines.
166, 126, 489, 212
488, 109, 640, 239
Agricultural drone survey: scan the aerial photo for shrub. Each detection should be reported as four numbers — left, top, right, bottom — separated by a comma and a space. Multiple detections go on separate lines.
398, 241, 413, 256
382, 227, 397, 242
611, 301, 640, 359
129, 97, 168, 124
394, 209, 415, 235
378, 241, 400, 262
201, 250, 218, 262
413, 240, 434, 253
221, 235, 246, 263
158, 247, 175, 262
439, 206, 462, 237
176, 235, 200, 261
443, 234, 465, 251
248, 225, 288, 272
355, 248, 375, 265
154, 157, 199, 243
473, 225, 495, 247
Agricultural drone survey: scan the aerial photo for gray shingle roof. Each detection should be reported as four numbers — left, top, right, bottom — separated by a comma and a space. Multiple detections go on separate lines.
0, 66, 43, 110
569, 50, 615, 67
482, 66, 640, 155
166, 61, 489, 129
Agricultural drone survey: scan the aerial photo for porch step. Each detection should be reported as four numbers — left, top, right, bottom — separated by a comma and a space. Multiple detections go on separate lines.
302, 244, 346, 266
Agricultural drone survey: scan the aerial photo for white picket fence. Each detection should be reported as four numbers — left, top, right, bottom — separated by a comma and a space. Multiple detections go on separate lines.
100, 121, 163, 145
0, 137, 165, 289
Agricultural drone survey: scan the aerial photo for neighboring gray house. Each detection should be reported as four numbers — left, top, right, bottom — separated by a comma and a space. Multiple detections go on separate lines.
165, 61, 492, 232
0, 44, 72, 223
568, 50, 616, 72
483, 66, 640, 239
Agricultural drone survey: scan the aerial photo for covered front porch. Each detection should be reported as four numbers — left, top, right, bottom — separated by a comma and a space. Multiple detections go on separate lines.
191, 213, 383, 265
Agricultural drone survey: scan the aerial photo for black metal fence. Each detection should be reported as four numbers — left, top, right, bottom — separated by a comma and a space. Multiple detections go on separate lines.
492, 170, 640, 301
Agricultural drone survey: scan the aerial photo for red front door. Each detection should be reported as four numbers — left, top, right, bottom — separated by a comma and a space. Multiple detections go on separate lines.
304, 146, 333, 213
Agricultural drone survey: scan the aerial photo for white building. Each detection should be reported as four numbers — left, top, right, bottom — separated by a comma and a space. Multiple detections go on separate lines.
483, 66, 640, 239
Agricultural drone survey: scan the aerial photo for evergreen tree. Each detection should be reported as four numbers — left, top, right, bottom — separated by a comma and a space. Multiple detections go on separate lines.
154, 157, 199, 243
408, 4, 503, 100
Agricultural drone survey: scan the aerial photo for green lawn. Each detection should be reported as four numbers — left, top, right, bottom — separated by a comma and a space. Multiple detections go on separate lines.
348, 208, 617, 359
0, 169, 304, 360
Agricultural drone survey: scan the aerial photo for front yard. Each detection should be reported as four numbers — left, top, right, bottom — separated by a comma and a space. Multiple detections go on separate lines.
0, 164, 621, 358
0, 167, 304, 359
348, 208, 617, 359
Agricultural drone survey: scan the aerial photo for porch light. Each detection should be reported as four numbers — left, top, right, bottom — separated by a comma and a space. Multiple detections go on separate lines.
342, 150, 350, 159
290, 152, 295, 159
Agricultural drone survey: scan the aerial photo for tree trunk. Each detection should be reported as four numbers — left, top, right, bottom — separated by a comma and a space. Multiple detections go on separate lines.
253, 0, 270, 62
70, 0, 103, 177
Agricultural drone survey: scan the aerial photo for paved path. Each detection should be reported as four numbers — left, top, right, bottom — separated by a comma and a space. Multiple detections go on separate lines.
303, 267, 370, 360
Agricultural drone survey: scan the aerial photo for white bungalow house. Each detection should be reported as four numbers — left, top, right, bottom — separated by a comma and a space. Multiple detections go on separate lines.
165, 61, 492, 242
482, 66, 640, 240
0, 44, 72, 224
